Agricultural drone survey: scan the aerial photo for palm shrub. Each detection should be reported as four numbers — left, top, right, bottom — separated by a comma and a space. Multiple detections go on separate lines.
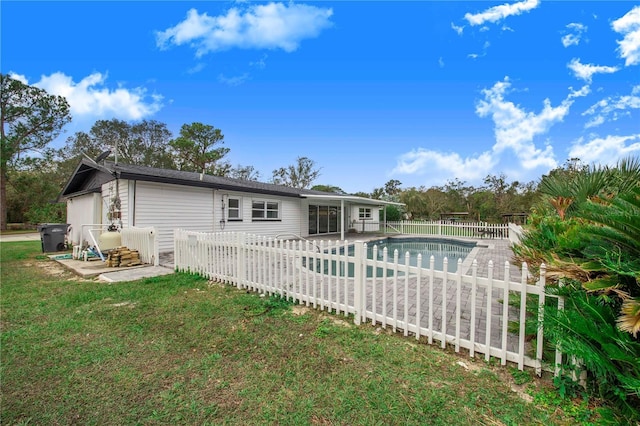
545, 283, 640, 419
513, 157, 640, 417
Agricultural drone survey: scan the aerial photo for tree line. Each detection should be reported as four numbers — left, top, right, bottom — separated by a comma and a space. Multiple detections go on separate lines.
0, 74, 322, 229
347, 175, 537, 223
0, 72, 596, 231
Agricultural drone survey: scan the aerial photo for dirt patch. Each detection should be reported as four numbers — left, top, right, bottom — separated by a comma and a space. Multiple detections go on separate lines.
34, 260, 93, 282
456, 360, 484, 372
492, 365, 536, 403
510, 383, 534, 403
207, 280, 226, 288
326, 316, 351, 327
292, 305, 311, 316
449, 352, 536, 404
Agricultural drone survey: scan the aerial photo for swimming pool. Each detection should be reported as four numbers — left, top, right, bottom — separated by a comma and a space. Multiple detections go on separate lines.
306, 237, 476, 277
363, 237, 476, 272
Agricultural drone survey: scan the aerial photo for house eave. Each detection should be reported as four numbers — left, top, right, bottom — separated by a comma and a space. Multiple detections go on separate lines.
302, 193, 405, 206
116, 172, 305, 199
58, 187, 102, 201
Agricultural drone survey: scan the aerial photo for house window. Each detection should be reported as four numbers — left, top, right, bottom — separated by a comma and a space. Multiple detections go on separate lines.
252, 200, 280, 220
359, 207, 372, 220
227, 198, 241, 221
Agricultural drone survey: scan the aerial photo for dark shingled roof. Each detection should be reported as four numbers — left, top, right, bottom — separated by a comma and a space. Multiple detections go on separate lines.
60, 159, 346, 200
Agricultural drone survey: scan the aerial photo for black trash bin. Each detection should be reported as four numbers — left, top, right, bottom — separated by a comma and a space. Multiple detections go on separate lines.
37, 223, 69, 253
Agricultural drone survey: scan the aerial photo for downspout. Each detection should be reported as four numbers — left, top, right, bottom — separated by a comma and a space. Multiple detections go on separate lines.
129, 180, 136, 227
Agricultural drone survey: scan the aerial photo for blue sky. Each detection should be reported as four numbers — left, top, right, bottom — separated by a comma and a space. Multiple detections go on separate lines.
3, 1, 639, 193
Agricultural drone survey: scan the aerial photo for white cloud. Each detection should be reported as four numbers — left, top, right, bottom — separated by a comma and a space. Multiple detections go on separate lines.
568, 84, 591, 99
391, 77, 578, 183
612, 5, 640, 66
451, 22, 464, 36
569, 134, 640, 164
9, 73, 28, 84
561, 22, 587, 47
218, 73, 250, 86
582, 85, 640, 128
438, 57, 445, 68
584, 115, 605, 129
567, 58, 618, 83
392, 149, 495, 182
250, 54, 268, 69
464, 0, 539, 26
467, 41, 490, 59
475, 77, 570, 170
156, 3, 333, 56
187, 63, 206, 74
10, 72, 163, 120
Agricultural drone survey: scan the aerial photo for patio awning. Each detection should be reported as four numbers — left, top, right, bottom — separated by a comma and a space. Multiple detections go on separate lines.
301, 193, 404, 207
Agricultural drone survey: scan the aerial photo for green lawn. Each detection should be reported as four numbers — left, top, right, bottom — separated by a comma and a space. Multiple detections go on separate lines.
1, 241, 621, 425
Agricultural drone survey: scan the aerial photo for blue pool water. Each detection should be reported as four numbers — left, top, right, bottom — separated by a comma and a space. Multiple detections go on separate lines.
306, 237, 476, 277
362, 237, 476, 272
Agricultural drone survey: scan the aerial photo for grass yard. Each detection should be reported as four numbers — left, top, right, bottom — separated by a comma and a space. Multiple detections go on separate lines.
1, 241, 622, 425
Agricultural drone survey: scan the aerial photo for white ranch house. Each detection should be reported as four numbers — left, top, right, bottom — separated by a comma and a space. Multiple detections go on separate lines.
59, 159, 401, 252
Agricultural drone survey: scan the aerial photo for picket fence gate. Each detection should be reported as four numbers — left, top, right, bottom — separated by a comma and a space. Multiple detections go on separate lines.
174, 230, 561, 375
121, 226, 159, 266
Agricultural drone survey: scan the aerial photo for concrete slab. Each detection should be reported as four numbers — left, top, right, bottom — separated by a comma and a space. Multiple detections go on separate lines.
50, 255, 174, 282
99, 266, 174, 283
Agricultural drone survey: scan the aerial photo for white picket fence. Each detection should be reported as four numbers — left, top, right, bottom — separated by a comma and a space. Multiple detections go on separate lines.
508, 223, 525, 245
385, 221, 509, 239
174, 230, 559, 374
121, 226, 159, 266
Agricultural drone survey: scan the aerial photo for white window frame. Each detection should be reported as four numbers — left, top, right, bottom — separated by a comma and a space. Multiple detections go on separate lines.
227, 197, 242, 221
359, 207, 372, 220
252, 199, 280, 221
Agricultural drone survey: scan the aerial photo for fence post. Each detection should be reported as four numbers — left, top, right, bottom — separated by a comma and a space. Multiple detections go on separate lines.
536, 263, 546, 376
240, 233, 247, 288
555, 279, 565, 377
353, 242, 364, 325
518, 262, 529, 370
174, 229, 179, 272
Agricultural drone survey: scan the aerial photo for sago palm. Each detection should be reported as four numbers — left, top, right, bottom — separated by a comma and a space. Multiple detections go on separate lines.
579, 185, 640, 337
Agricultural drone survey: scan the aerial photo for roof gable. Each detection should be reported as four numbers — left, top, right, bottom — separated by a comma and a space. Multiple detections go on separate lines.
58, 160, 115, 199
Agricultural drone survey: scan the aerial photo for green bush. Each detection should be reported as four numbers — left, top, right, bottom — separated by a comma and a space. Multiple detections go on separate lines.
25, 203, 66, 224
514, 158, 640, 419
380, 205, 402, 221
545, 283, 640, 419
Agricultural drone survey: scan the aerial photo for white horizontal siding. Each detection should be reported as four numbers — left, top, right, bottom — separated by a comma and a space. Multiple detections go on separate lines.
134, 181, 214, 252
350, 205, 381, 231
215, 190, 303, 238
101, 180, 129, 228
66, 193, 101, 245
119, 180, 129, 228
